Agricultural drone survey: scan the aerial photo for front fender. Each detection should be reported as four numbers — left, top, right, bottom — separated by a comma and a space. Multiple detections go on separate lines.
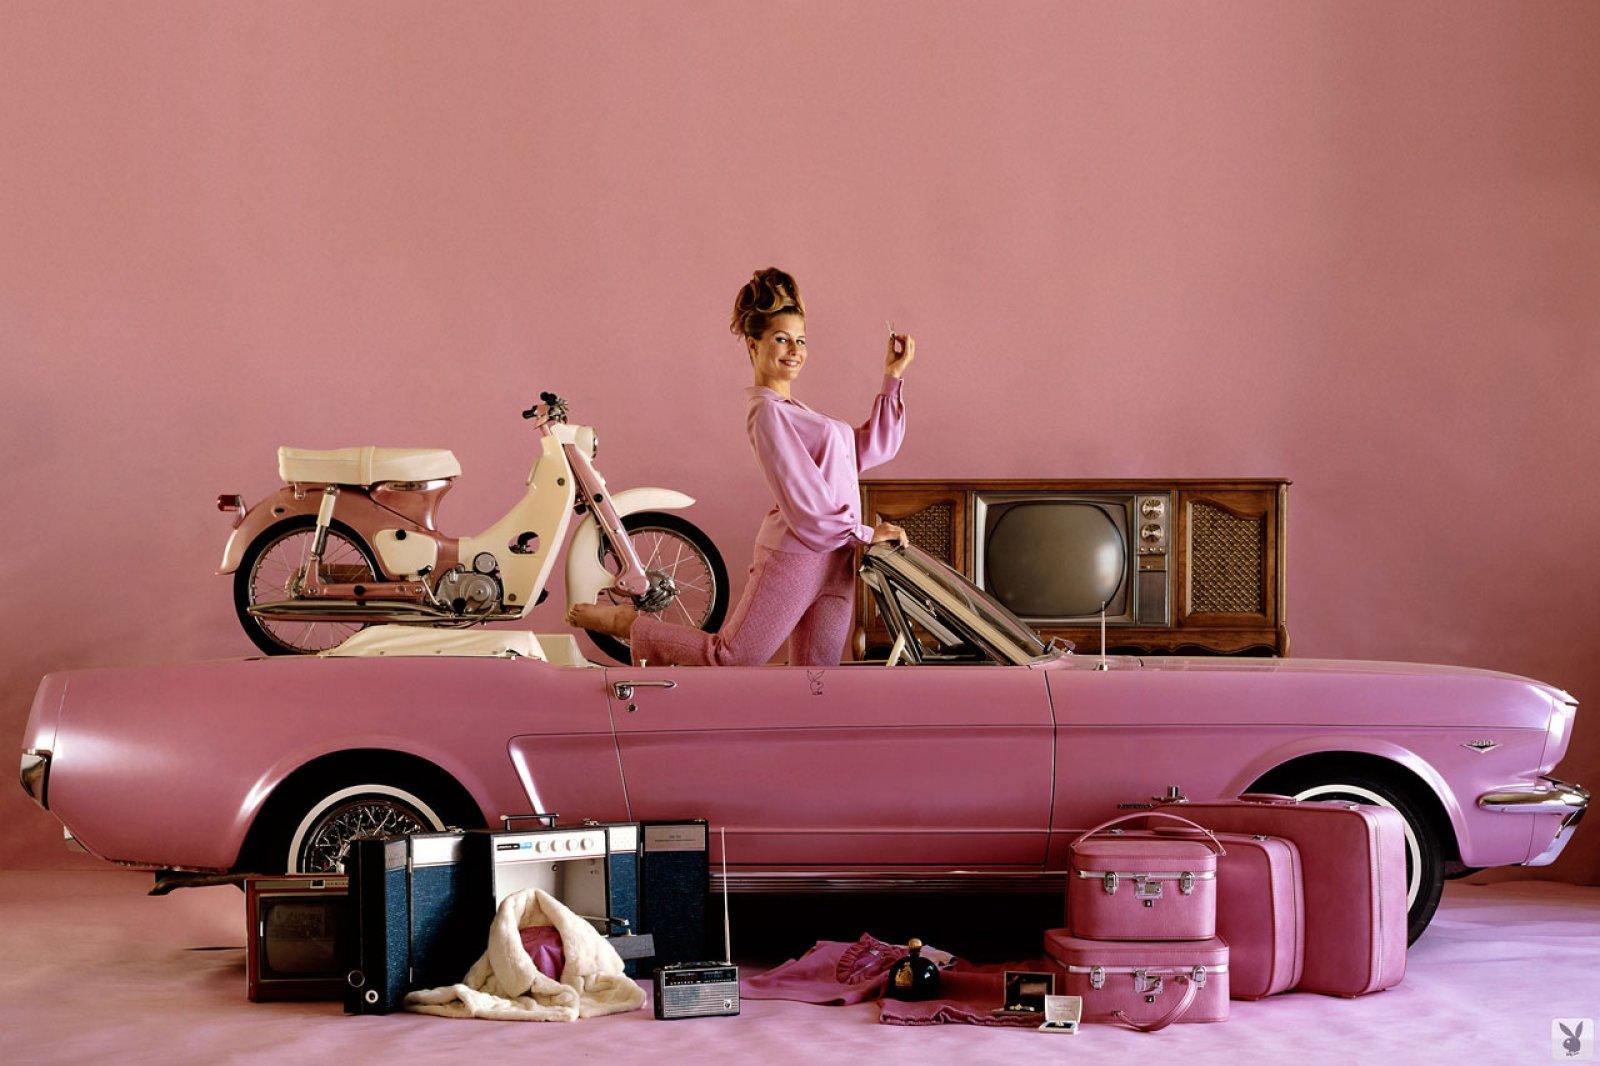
564, 487, 695, 607
1228, 735, 1466, 847
1226, 733, 1547, 867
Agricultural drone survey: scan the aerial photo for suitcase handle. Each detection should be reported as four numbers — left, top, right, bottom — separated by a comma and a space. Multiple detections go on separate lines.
1236, 793, 1299, 805
1073, 812, 1226, 856
500, 812, 560, 828
1112, 974, 1199, 1033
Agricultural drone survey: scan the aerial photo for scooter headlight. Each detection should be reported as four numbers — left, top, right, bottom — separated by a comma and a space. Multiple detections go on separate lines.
590, 432, 599, 460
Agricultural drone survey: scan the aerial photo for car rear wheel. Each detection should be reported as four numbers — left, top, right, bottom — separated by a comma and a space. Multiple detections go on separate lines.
285, 783, 446, 874
1254, 768, 1445, 945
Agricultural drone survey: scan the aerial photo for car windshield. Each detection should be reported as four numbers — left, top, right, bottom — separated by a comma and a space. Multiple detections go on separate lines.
863, 542, 1054, 664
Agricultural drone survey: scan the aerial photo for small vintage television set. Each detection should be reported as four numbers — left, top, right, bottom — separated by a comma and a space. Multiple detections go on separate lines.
245, 875, 349, 1002
972, 492, 1170, 628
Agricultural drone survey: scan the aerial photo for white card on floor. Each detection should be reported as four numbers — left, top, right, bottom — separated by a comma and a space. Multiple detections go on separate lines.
1039, 994, 1081, 1034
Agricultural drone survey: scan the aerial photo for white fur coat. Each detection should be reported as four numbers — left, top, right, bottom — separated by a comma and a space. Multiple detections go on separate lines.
404, 887, 645, 1022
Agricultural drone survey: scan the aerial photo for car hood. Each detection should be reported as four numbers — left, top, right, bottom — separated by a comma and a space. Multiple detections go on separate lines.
1041, 653, 1576, 705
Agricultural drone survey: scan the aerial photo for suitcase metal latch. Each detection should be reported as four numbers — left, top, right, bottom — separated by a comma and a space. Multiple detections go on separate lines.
1089, 967, 1106, 990
1134, 970, 1163, 1001
1136, 878, 1163, 906
1102, 872, 1119, 895
1190, 965, 1208, 988
1179, 871, 1195, 895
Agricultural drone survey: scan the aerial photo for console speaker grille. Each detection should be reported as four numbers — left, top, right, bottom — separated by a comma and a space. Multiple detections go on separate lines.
1189, 503, 1264, 613
899, 503, 954, 564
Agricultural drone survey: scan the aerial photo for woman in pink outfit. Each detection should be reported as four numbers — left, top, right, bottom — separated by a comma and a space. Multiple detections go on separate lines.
567, 267, 915, 666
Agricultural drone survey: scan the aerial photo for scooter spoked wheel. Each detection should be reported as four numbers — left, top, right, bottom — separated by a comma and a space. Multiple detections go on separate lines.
234, 516, 382, 656
587, 511, 729, 665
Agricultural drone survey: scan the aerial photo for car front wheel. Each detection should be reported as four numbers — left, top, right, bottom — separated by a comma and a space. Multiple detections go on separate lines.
1254, 769, 1446, 945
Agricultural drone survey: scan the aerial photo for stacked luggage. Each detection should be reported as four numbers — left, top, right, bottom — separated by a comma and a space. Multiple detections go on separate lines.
1044, 795, 1408, 1032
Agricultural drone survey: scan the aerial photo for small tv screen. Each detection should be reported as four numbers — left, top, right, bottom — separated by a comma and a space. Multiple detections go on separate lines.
984, 501, 1128, 619
261, 900, 340, 976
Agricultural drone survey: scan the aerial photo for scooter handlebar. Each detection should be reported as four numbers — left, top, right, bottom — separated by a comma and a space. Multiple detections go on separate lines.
522, 392, 568, 422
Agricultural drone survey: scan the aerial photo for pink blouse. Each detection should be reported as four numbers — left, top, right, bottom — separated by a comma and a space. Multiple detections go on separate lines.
745, 374, 907, 554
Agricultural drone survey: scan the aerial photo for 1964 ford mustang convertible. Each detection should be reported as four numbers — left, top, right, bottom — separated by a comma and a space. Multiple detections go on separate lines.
19, 543, 1587, 942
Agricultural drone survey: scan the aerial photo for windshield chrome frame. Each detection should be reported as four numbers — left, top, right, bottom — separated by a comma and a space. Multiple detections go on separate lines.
859, 543, 1063, 667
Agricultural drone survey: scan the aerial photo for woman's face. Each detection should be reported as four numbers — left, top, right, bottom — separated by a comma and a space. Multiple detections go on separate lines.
748, 313, 807, 383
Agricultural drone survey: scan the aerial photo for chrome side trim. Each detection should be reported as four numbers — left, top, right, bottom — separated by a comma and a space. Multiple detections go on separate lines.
1073, 869, 1216, 881
20, 749, 49, 809
714, 870, 1070, 894
1477, 777, 1589, 823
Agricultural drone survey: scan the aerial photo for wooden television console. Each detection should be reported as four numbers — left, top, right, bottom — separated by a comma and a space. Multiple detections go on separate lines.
854, 478, 1289, 657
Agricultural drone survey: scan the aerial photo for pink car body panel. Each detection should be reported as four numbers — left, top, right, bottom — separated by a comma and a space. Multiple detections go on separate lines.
22, 646, 1578, 877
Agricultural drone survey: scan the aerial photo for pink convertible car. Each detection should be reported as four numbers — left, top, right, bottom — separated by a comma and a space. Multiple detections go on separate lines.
19, 543, 1588, 942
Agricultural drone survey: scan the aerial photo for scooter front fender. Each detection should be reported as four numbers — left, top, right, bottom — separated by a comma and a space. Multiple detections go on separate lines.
564, 487, 695, 608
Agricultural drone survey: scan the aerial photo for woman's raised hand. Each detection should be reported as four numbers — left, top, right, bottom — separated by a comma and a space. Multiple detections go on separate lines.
886, 330, 916, 379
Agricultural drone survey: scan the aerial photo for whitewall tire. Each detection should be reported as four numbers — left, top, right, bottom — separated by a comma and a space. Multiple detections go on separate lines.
286, 783, 445, 874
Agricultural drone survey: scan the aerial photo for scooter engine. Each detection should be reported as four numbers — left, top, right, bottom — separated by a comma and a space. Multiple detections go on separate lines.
435, 566, 502, 616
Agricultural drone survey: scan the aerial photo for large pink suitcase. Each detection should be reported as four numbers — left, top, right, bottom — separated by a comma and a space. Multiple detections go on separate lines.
1067, 812, 1224, 941
1152, 827, 1304, 998
1045, 930, 1230, 1030
1160, 795, 1405, 997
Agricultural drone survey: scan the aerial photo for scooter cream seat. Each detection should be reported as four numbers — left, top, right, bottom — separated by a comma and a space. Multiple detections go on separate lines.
278, 446, 461, 486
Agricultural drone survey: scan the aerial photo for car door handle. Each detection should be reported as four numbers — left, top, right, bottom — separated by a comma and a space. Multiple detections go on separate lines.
611, 679, 677, 701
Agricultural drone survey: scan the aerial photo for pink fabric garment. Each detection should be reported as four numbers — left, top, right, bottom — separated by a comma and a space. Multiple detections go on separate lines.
517, 925, 566, 982
740, 934, 908, 1004
628, 543, 857, 667
877, 969, 1045, 1028
748, 374, 905, 554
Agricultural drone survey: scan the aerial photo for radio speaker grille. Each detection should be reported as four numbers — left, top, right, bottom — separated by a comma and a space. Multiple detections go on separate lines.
1189, 503, 1264, 613
899, 503, 954, 564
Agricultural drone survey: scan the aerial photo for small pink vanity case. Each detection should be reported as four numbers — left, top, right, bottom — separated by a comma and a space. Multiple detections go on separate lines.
1067, 812, 1225, 942
1045, 930, 1230, 1031
1160, 794, 1405, 997
1152, 827, 1304, 999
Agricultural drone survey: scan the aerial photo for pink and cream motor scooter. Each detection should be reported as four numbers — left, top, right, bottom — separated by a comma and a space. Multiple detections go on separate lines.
217, 392, 727, 660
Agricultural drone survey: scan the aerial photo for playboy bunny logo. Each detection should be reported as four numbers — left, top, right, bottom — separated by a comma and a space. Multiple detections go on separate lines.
1556, 1019, 1593, 1059
806, 669, 825, 696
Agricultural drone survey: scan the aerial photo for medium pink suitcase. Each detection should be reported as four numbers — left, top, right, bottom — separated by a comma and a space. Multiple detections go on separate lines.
1045, 930, 1230, 1031
1067, 812, 1225, 941
1151, 827, 1304, 999
1160, 794, 1405, 997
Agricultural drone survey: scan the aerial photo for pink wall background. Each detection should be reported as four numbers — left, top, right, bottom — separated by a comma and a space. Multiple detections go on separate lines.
2, 2, 1596, 883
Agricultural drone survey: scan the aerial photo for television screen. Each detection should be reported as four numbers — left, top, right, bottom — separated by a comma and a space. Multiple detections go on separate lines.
984, 501, 1128, 619
261, 899, 340, 976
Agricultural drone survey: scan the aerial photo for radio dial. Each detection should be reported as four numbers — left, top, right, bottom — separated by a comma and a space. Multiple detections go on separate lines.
531, 840, 546, 853
580, 837, 596, 851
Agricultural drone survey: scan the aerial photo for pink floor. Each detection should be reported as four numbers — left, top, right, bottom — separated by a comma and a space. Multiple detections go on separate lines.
2, 871, 1597, 1064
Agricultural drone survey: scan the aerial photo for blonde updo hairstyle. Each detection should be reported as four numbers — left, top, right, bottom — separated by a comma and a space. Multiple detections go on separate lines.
731, 268, 805, 354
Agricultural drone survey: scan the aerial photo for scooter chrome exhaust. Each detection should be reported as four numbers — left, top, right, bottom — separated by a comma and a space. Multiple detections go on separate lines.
246, 600, 473, 624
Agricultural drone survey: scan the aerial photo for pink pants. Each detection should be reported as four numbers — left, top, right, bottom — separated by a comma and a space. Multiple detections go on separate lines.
628, 544, 857, 667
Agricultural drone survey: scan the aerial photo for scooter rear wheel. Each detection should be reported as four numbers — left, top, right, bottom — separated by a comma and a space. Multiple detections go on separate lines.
234, 516, 382, 656
587, 511, 729, 664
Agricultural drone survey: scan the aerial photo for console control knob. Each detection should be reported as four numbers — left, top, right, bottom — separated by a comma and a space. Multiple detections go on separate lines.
580, 837, 596, 851
1141, 498, 1166, 517
1141, 523, 1164, 542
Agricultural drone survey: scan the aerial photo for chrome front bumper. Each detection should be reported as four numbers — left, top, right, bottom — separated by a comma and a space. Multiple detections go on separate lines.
20, 749, 49, 809
1478, 776, 1589, 866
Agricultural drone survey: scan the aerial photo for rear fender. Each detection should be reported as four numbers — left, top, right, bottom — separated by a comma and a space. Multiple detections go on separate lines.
216, 487, 413, 575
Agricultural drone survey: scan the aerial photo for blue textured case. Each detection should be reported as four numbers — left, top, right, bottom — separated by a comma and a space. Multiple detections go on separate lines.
640, 820, 710, 967
344, 832, 489, 1015
344, 837, 409, 1014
